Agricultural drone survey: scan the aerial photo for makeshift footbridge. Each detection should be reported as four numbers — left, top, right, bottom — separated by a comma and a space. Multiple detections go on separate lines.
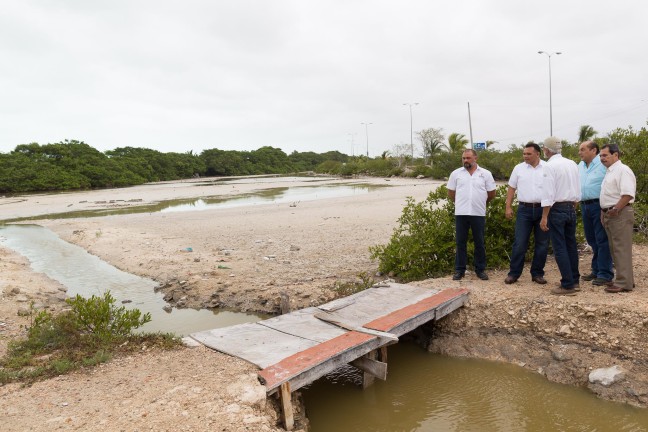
190, 282, 469, 430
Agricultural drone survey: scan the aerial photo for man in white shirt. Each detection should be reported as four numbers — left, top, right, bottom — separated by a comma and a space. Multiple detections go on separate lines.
599, 144, 636, 293
504, 142, 549, 285
539, 137, 581, 295
447, 149, 496, 281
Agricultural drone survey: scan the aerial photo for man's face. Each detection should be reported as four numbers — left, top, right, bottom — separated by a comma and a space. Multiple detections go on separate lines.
523, 147, 539, 165
599, 148, 618, 168
462, 151, 476, 169
578, 142, 597, 163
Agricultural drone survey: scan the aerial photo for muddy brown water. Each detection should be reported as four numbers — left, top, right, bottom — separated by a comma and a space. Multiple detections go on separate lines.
303, 343, 648, 431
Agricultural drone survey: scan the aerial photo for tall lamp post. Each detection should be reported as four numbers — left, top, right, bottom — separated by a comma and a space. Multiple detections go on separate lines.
347, 132, 356, 157
360, 122, 372, 157
403, 103, 419, 159
538, 50, 562, 136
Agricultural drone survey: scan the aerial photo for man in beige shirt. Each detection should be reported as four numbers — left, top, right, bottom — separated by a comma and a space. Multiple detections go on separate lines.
599, 144, 636, 293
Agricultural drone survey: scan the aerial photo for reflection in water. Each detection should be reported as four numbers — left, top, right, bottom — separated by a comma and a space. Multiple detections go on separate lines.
0, 225, 261, 336
160, 185, 374, 213
1, 183, 383, 223
304, 343, 648, 432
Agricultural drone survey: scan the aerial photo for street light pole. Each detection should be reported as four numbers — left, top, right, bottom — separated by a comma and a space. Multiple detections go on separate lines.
403, 103, 419, 159
360, 122, 372, 157
538, 50, 562, 136
347, 132, 356, 157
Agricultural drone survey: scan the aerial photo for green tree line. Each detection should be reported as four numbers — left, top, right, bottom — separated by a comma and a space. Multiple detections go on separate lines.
0, 140, 347, 193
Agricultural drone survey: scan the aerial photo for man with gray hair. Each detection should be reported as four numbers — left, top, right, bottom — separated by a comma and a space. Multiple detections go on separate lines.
540, 137, 581, 295
599, 144, 636, 293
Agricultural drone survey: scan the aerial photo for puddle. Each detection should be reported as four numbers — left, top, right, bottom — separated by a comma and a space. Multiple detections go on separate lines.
0, 224, 262, 336
303, 343, 648, 431
1, 183, 385, 223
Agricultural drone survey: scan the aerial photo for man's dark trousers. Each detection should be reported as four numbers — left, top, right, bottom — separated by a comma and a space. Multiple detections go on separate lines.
581, 200, 613, 280
548, 203, 580, 287
508, 205, 549, 278
455, 215, 486, 274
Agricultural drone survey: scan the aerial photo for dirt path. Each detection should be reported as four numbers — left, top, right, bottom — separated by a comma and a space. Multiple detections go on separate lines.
1, 175, 647, 430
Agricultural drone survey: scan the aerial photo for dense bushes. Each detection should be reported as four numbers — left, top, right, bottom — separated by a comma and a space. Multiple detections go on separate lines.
370, 185, 514, 280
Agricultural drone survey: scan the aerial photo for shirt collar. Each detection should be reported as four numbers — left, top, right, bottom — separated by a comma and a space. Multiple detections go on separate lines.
607, 159, 622, 172
525, 160, 544, 168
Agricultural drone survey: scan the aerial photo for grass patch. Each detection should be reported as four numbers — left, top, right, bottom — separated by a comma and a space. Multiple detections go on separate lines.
333, 272, 375, 297
0, 291, 181, 385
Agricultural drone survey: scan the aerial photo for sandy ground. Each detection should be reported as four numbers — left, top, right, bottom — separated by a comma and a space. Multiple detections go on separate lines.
1, 175, 648, 430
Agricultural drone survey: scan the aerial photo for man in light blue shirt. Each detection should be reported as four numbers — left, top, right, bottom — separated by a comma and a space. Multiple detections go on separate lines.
578, 140, 613, 285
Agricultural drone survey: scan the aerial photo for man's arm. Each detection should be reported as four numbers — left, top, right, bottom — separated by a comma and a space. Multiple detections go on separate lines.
448, 189, 456, 202
540, 206, 551, 231
606, 194, 633, 217
505, 186, 516, 219
486, 189, 496, 204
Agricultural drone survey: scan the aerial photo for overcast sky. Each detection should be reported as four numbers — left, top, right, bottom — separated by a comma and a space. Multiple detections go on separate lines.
1, 0, 647, 157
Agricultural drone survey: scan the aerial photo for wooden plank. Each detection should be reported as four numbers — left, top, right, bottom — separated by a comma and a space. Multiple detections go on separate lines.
362, 350, 377, 388
435, 294, 468, 320
259, 308, 347, 342
313, 312, 398, 342
363, 288, 469, 335
351, 355, 387, 381
279, 382, 294, 431
317, 284, 440, 329
190, 323, 318, 368
258, 331, 387, 393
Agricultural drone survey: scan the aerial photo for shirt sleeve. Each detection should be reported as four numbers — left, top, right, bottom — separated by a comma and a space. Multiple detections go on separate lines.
619, 167, 636, 198
508, 165, 519, 188
485, 171, 496, 192
541, 163, 555, 207
447, 170, 457, 191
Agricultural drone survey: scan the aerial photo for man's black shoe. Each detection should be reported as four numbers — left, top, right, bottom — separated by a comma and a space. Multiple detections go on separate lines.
476, 272, 489, 281
581, 273, 597, 282
452, 272, 464, 281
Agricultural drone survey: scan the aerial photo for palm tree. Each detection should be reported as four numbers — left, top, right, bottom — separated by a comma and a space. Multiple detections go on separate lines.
380, 150, 390, 160
417, 128, 447, 165
447, 133, 469, 152
578, 125, 597, 143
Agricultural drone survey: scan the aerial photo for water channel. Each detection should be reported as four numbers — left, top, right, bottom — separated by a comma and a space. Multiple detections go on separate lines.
304, 343, 648, 432
2, 180, 648, 430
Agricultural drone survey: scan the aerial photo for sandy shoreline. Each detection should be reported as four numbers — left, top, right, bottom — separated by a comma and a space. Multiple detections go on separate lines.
2, 175, 648, 430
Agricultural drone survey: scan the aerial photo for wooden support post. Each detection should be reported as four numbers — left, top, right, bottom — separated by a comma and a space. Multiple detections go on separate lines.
351, 355, 387, 381
279, 382, 294, 431
379, 346, 388, 363
362, 350, 377, 388
280, 292, 291, 315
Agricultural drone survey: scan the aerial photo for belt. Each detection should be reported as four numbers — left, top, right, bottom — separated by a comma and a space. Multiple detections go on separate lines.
602, 204, 632, 213
581, 198, 599, 205
553, 201, 575, 207
519, 202, 542, 208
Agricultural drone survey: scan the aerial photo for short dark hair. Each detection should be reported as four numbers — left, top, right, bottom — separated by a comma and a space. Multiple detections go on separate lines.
601, 144, 620, 156
462, 149, 477, 157
583, 140, 600, 154
524, 142, 541, 154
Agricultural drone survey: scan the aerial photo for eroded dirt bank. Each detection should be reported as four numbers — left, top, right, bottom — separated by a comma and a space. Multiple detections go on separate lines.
417, 263, 648, 407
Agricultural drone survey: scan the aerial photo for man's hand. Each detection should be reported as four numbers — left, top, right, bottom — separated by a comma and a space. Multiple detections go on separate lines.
540, 217, 549, 232
505, 207, 513, 220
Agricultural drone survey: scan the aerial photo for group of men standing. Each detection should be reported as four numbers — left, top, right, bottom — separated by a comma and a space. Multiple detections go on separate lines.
446, 137, 636, 295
